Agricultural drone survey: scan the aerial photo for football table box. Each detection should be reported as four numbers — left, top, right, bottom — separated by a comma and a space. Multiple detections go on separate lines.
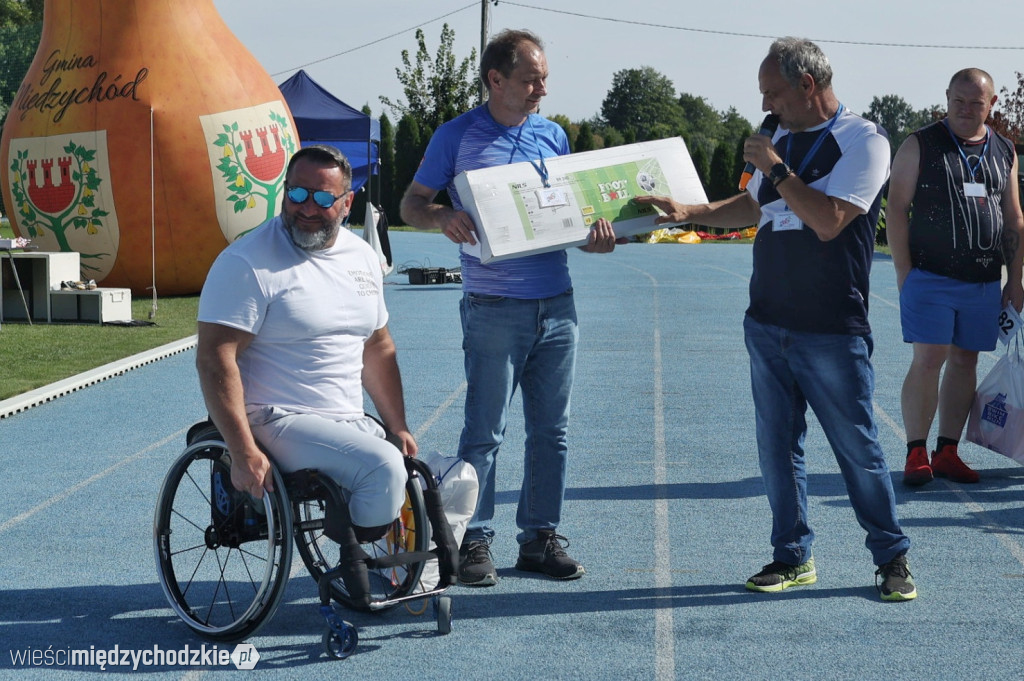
453, 137, 708, 263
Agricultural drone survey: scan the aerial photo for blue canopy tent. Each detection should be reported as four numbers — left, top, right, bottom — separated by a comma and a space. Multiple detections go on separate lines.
277, 70, 392, 273
278, 69, 380, 198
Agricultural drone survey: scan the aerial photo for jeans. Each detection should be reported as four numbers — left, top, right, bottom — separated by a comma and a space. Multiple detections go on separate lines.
458, 289, 578, 545
743, 316, 910, 566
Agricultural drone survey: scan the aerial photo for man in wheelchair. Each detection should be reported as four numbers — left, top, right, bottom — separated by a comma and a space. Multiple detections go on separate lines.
196, 144, 416, 604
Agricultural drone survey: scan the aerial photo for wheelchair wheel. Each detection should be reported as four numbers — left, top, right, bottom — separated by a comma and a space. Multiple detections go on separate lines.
322, 621, 358, 660
293, 471, 429, 611
154, 439, 293, 641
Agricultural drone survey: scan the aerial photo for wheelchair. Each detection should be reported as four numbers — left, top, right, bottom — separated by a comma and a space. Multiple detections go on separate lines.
153, 419, 459, 659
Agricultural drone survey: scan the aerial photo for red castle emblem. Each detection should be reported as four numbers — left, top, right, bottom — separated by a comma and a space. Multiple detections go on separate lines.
238, 125, 285, 182
25, 156, 76, 213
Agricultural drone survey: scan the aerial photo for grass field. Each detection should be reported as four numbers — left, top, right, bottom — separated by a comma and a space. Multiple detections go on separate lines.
0, 295, 199, 401
0, 213, 203, 400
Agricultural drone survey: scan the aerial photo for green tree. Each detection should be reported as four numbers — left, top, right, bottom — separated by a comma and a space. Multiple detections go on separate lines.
994, 71, 1024, 142
862, 95, 943, 153
0, 1, 44, 216
708, 140, 735, 201
575, 121, 596, 152
677, 93, 721, 160
732, 137, 747, 183
379, 24, 477, 134
548, 113, 574, 152
393, 114, 422, 222
720, 107, 753, 144
377, 113, 396, 224
600, 66, 682, 142
690, 142, 711, 189
601, 125, 625, 149
0, 0, 40, 28
0, 0, 42, 117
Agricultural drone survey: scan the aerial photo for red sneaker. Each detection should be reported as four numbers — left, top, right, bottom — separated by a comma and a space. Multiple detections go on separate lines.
931, 445, 980, 483
902, 446, 933, 486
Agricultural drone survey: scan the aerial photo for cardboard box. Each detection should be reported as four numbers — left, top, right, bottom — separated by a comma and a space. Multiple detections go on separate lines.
454, 137, 708, 263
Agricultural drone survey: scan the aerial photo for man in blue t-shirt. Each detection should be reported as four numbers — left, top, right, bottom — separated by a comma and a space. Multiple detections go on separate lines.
400, 29, 620, 587
636, 38, 916, 602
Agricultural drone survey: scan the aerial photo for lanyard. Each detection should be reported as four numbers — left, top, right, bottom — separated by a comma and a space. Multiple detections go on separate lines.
941, 119, 990, 181
502, 116, 551, 187
784, 103, 844, 177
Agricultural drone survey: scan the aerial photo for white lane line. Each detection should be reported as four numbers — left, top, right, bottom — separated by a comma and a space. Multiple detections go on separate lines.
414, 382, 467, 441
610, 259, 684, 681
0, 429, 186, 533
652, 320, 676, 681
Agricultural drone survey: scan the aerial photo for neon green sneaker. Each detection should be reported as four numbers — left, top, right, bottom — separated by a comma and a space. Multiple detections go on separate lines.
875, 553, 917, 601
745, 557, 817, 592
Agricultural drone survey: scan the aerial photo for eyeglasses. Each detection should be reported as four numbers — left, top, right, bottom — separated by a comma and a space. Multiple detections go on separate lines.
285, 185, 348, 209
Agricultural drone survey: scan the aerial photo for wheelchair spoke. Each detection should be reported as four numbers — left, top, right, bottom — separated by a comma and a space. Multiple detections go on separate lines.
181, 466, 213, 508
169, 509, 208, 535
155, 442, 292, 640
179, 546, 211, 600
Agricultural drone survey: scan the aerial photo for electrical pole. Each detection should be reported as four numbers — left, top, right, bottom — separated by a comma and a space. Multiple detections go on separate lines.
479, 0, 491, 104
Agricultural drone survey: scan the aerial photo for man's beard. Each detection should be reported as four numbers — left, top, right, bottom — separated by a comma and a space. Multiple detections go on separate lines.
283, 212, 341, 251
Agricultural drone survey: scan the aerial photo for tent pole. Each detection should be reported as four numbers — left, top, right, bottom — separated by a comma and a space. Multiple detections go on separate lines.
148, 107, 158, 319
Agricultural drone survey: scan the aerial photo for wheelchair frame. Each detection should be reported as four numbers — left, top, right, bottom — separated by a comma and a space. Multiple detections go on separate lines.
153, 421, 458, 659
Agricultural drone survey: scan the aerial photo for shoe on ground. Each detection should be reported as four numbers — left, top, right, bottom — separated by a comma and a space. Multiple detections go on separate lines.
875, 553, 917, 601
903, 446, 934, 486
745, 557, 816, 592
515, 530, 585, 580
458, 539, 498, 587
932, 446, 979, 483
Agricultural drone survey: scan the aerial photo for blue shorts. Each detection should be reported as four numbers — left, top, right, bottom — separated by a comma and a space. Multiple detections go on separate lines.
899, 268, 1001, 351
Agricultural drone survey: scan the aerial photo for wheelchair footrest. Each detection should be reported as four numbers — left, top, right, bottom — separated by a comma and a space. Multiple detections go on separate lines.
368, 551, 436, 569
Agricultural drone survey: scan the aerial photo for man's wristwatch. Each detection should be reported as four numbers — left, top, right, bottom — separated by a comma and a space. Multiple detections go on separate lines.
769, 162, 793, 187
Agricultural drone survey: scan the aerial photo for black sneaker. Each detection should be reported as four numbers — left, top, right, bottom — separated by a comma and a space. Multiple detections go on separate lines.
875, 553, 917, 601
745, 557, 816, 592
458, 539, 498, 587
515, 530, 585, 580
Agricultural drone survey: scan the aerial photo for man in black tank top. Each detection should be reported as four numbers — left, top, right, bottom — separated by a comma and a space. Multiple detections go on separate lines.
888, 68, 1024, 486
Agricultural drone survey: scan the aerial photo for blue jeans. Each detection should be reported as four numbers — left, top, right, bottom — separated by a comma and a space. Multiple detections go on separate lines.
743, 316, 910, 566
458, 289, 578, 545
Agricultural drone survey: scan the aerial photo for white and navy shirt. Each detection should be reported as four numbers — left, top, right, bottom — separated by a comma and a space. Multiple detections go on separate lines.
746, 109, 891, 335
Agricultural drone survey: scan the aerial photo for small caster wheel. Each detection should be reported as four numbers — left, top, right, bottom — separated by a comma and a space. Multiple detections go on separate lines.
433, 595, 453, 635
323, 621, 358, 659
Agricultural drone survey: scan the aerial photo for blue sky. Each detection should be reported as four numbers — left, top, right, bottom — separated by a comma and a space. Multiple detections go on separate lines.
213, 0, 1024, 128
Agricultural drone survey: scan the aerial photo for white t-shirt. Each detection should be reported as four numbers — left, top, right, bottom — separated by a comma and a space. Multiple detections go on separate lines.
198, 217, 388, 419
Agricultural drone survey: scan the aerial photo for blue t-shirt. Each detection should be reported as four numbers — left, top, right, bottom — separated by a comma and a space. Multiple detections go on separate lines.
413, 104, 572, 298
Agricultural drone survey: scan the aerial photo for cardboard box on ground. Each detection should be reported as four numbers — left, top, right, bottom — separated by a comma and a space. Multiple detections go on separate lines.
454, 137, 708, 263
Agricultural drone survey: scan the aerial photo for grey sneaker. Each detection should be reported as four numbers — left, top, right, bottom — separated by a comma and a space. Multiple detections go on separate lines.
515, 530, 585, 580
876, 553, 917, 601
745, 557, 817, 592
458, 539, 498, 587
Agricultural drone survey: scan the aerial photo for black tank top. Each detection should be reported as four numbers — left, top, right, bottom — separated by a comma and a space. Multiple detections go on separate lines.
908, 121, 1015, 282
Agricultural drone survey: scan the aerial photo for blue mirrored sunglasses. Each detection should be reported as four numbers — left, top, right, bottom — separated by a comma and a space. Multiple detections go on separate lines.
285, 185, 347, 209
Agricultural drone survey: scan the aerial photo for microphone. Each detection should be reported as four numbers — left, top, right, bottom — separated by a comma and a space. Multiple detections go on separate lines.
738, 114, 780, 191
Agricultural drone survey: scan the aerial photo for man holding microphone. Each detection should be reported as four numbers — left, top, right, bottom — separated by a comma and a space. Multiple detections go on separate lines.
636, 37, 916, 601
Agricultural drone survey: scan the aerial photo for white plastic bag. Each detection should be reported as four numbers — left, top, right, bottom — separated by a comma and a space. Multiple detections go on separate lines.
967, 337, 1024, 465
415, 450, 478, 592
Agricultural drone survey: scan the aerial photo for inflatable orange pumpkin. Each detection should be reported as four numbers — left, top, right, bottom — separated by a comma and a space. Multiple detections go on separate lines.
0, 0, 297, 295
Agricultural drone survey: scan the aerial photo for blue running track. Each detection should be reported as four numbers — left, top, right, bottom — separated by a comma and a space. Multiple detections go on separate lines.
1, 230, 1023, 679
